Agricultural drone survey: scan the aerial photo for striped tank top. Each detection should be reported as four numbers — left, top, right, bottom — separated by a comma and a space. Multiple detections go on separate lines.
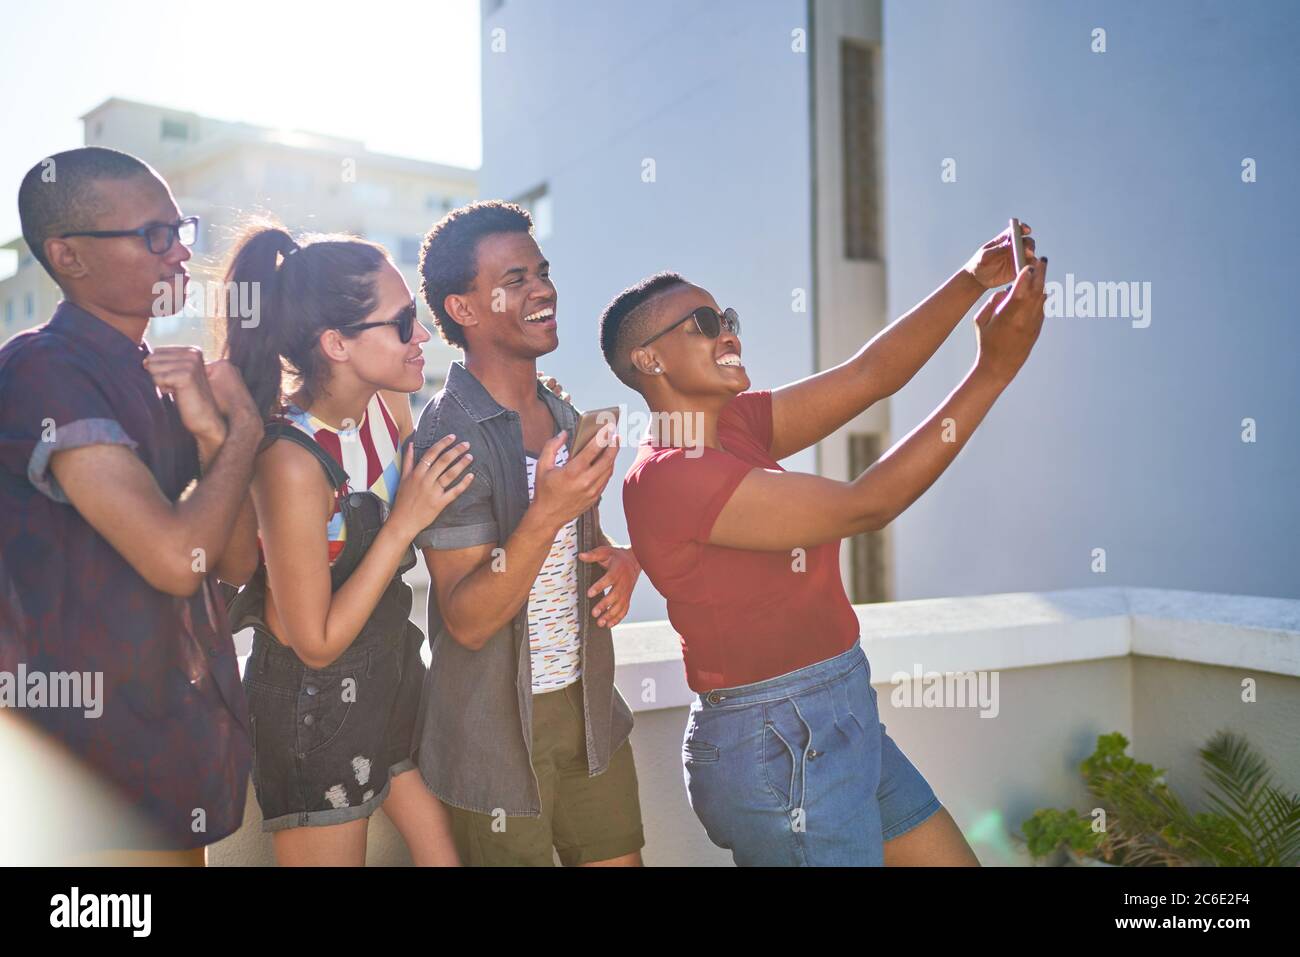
272, 393, 402, 564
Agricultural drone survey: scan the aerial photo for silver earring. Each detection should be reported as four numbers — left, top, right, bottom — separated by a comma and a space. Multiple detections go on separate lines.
653, 365, 662, 373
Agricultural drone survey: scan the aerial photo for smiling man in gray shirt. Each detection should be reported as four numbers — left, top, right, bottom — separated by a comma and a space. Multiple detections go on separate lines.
408, 201, 644, 866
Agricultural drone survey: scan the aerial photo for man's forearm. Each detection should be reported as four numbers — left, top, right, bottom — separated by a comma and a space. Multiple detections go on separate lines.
173, 415, 262, 579
862, 267, 985, 397
444, 506, 562, 646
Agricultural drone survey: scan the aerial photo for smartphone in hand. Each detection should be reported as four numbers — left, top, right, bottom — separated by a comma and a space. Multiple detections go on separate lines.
1009, 218, 1028, 275
572, 406, 621, 455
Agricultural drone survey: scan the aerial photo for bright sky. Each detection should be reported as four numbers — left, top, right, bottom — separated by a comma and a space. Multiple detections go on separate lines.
0, 0, 482, 246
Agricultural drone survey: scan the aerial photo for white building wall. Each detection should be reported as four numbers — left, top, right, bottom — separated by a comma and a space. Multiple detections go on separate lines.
882, 0, 1300, 600
479, 0, 819, 623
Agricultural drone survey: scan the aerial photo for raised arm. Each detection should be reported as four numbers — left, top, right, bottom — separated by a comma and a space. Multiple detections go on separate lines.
422, 510, 558, 651
256, 433, 471, 669
714, 259, 1047, 550
50, 411, 263, 597
214, 389, 414, 588
768, 223, 1035, 461
424, 425, 618, 649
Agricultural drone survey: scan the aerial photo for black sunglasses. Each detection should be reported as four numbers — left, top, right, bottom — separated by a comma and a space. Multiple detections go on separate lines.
639, 305, 741, 348
59, 215, 199, 255
339, 300, 417, 344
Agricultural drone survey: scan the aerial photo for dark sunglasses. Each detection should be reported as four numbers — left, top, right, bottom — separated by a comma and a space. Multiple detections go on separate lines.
639, 305, 741, 348
59, 215, 199, 255
339, 300, 417, 344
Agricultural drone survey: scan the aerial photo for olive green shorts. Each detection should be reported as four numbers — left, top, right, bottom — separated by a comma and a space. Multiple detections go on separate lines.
447, 677, 645, 866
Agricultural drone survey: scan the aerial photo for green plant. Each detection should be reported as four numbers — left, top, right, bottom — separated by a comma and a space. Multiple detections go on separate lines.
1020, 730, 1300, 866
1021, 807, 1104, 860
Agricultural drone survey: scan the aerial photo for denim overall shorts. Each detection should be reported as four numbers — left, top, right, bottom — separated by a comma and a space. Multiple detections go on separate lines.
228, 423, 425, 832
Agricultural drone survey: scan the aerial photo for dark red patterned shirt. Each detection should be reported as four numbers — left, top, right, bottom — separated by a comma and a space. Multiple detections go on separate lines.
0, 300, 251, 850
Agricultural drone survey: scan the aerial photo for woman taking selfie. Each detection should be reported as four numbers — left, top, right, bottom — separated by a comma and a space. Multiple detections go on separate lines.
220, 222, 472, 865
604, 224, 1046, 866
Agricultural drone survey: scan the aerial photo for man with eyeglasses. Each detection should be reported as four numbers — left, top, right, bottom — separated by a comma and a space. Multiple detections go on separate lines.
59, 213, 199, 255
0, 147, 262, 864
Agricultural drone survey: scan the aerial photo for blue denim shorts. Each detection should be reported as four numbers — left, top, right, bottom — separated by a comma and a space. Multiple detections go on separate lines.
682, 642, 942, 865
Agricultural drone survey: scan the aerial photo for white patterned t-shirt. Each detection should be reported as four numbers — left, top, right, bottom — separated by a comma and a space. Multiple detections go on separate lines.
525, 443, 582, 692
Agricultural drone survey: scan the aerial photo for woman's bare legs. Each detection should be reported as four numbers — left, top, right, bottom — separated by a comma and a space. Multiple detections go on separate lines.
272, 818, 368, 866
382, 768, 460, 866
268, 771, 458, 866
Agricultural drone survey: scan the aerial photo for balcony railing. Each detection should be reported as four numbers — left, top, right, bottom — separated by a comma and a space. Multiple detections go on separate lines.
6, 587, 1296, 865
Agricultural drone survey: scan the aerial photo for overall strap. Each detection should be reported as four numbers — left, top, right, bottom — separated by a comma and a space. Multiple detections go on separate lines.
227, 421, 354, 631
260, 421, 351, 494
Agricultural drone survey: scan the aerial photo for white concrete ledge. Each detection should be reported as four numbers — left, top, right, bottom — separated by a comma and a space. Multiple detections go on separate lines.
614, 586, 1300, 713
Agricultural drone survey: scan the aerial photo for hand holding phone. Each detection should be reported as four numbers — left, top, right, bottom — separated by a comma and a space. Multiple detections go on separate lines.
1009, 218, 1028, 275
572, 406, 621, 455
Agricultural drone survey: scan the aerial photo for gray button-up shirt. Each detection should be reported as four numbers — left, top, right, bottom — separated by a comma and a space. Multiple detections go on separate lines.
409, 361, 634, 816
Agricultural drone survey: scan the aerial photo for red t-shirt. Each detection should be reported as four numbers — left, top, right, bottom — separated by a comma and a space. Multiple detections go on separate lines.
623, 390, 860, 692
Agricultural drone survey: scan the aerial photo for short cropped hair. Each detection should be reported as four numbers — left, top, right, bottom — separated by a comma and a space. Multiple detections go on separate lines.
417, 200, 533, 349
598, 271, 688, 388
18, 147, 155, 280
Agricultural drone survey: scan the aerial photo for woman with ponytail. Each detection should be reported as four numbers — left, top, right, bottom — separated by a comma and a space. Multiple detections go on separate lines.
220, 220, 470, 865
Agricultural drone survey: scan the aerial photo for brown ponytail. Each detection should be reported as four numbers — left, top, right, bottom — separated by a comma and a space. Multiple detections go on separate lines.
217, 217, 390, 420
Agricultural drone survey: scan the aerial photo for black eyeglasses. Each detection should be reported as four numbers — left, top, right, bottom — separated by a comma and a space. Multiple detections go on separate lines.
639, 305, 741, 348
339, 300, 417, 344
59, 216, 199, 255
